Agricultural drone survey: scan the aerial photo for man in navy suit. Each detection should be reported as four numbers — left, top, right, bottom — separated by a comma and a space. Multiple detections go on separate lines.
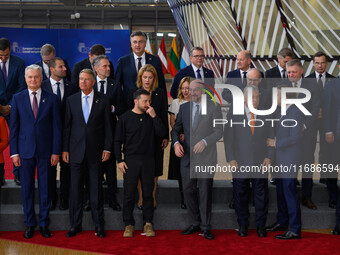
266, 83, 304, 240
93, 55, 124, 211
170, 46, 214, 99
35, 44, 72, 82
115, 31, 166, 103
264, 48, 294, 89
72, 44, 114, 87
171, 80, 223, 240
224, 85, 274, 238
0, 38, 27, 185
63, 69, 112, 238
323, 61, 340, 235
9, 64, 62, 239
41, 57, 77, 211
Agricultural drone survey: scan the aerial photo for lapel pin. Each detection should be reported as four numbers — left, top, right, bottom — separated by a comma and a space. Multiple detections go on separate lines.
42, 98, 46, 103
140, 118, 143, 122
96, 99, 99, 103
149, 58, 152, 61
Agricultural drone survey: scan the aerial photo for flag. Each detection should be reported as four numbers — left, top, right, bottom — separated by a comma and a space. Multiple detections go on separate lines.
168, 37, 180, 77
180, 45, 191, 69
157, 37, 168, 74
145, 37, 153, 54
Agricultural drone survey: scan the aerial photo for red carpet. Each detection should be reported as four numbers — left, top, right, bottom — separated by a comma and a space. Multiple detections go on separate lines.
0, 230, 339, 255
3, 147, 13, 180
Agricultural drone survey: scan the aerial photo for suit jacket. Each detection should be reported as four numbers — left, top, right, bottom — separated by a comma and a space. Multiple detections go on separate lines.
0, 54, 26, 106
94, 77, 124, 129
224, 109, 275, 169
63, 91, 112, 164
35, 59, 72, 82
323, 77, 340, 138
170, 65, 215, 99
264, 66, 287, 90
41, 78, 77, 122
0, 116, 9, 163
171, 100, 223, 169
115, 53, 166, 101
305, 72, 335, 99
9, 89, 62, 159
71, 58, 115, 86
275, 105, 304, 171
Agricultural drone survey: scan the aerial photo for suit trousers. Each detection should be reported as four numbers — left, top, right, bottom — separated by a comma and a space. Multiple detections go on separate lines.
181, 164, 213, 231
21, 156, 51, 227
276, 178, 301, 234
336, 192, 340, 225
101, 156, 118, 204
123, 158, 155, 226
233, 178, 268, 227
69, 155, 104, 229
49, 161, 71, 203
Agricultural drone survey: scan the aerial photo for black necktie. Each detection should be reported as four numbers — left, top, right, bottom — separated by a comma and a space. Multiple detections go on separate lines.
242, 72, 247, 87
99, 80, 105, 94
137, 57, 142, 72
282, 69, 286, 79
317, 74, 323, 93
56, 82, 61, 102
196, 69, 202, 79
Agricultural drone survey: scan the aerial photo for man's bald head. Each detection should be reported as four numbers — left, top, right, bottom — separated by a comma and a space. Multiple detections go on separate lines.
246, 68, 262, 87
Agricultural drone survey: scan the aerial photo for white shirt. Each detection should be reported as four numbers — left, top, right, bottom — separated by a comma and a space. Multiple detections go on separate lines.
28, 88, 41, 109
278, 65, 286, 78
240, 68, 251, 83
81, 89, 94, 114
168, 98, 188, 118
0, 56, 10, 77
133, 52, 146, 72
245, 105, 256, 122
50, 77, 65, 101
96, 76, 107, 94
192, 64, 205, 81
42, 61, 50, 78
292, 77, 302, 88
315, 71, 326, 87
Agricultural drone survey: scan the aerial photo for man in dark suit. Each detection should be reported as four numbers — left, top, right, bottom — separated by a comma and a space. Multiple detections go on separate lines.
224, 85, 274, 238
171, 80, 223, 240
71, 44, 114, 87
323, 61, 340, 235
62, 69, 112, 238
35, 43, 72, 81
93, 55, 124, 211
0, 37, 27, 185
266, 83, 304, 240
264, 48, 294, 89
306, 52, 337, 206
170, 46, 214, 99
41, 57, 77, 211
285, 59, 321, 210
9, 64, 62, 239
115, 31, 166, 103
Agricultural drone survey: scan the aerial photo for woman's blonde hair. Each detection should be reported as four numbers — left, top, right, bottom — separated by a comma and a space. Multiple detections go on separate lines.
177, 76, 192, 100
136, 64, 159, 92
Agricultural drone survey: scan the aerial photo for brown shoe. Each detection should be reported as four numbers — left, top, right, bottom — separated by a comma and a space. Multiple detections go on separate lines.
144, 223, 155, 237
302, 199, 317, 210
123, 225, 134, 237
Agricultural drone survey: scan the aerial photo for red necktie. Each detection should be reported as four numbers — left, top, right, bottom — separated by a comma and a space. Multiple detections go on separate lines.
32, 92, 38, 118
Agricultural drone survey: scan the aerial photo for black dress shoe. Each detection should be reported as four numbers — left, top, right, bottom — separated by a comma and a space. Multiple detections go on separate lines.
238, 225, 248, 237
59, 198, 69, 210
229, 198, 235, 209
202, 230, 214, 240
181, 225, 200, 235
137, 204, 143, 210
24, 226, 35, 239
14, 175, 21, 186
270, 178, 276, 185
109, 201, 122, 211
266, 222, 288, 232
40, 226, 52, 238
95, 227, 106, 238
257, 226, 267, 237
329, 200, 337, 209
83, 200, 91, 211
333, 224, 340, 235
102, 180, 107, 186
275, 231, 301, 240
66, 226, 82, 237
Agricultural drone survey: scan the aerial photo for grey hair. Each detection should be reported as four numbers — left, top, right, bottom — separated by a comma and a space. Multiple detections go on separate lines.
243, 85, 259, 97
79, 68, 96, 80
92, 55, 109, 67
40, 43, 55, 57
25, 64, 42, 77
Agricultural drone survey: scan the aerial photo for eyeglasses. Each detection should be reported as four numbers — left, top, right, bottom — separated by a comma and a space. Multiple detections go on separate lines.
192, 55, 205, 59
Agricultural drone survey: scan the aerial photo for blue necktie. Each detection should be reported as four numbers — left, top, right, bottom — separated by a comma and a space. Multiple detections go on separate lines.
83, 95, 89, 123
196, 69, 202, 79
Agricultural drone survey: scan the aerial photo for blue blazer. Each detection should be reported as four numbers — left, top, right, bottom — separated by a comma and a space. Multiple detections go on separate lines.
0, 54, 26, 106
115, 53, 166, 102
170, 65, 215, 99
35, 59, 72, 82
9, 89, 62, 159
323, 78, 340, 138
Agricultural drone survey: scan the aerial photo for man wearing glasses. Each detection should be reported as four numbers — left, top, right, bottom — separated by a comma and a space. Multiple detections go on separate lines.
170, 46, 214, 99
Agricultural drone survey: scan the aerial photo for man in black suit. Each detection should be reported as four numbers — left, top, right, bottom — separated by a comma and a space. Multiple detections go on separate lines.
171, 80, 223, 240
41, 57, 77, 211
115, 31, 166, 103
170, 46, 214, 99
35, 44, 72, 81
62, 69, 112, 238
286, 59, 320, 210
71, 44, 114, 87
93, 55, 124, 211
306, 52, 336, 208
